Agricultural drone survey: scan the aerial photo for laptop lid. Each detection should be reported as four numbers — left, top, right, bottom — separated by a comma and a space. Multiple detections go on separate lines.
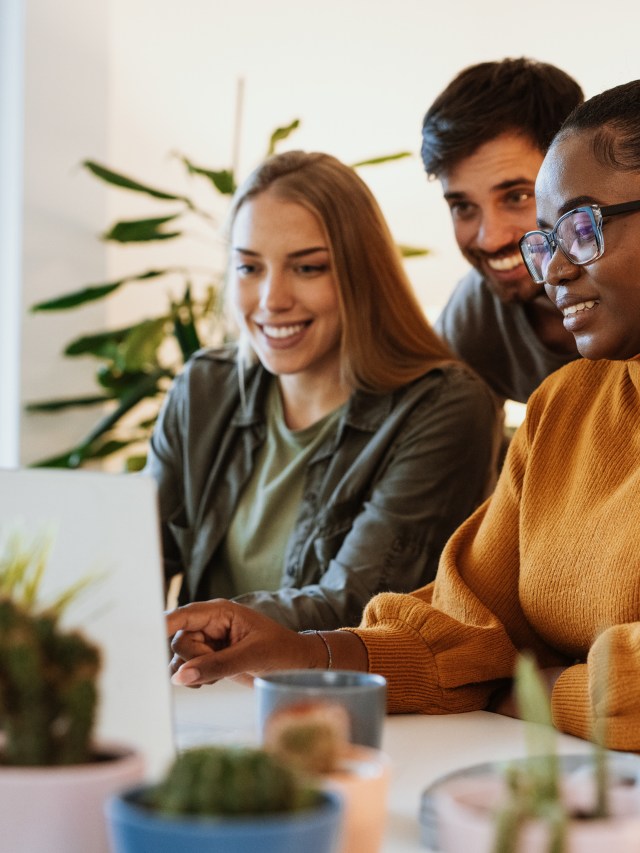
0, 467, 175, 779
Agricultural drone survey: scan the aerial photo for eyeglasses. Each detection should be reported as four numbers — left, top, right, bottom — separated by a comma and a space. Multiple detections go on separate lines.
519, 200, 640, 284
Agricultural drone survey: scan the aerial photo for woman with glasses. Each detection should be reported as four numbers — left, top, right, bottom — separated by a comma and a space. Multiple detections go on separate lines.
147, 150, 499, 631
167, 81, 640, 750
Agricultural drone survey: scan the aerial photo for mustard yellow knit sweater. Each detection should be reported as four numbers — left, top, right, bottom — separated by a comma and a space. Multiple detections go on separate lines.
350, 357, 640, 750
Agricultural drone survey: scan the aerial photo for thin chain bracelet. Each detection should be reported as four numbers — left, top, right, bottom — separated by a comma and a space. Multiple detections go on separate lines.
300, 629, 333, 670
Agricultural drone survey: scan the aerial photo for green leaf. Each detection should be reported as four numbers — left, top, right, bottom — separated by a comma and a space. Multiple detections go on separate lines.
34, 368, 171, 469
31, 436, 141, 469
87, 438, 141, 459
515, 654, 554, 729
25, 394, 115, 412
103, 215, 182, 243
171, 293, 202, 360
83, 160, 190, 203
65, 325, 143, 358
0, 529, 53, 602
180, 156, 236, 195
118, 318, 167, 372
84, 368, 170, 443
137, 417, 158, 430
397, 244, 430, 258
28, 369, 171, 472
350, 151, 413, 168
267, 119, 301, 156
30, 270, 168, 312
514, 653, 560, 804
96, 366, 153, 394
32, 283, 122, 311
30, 449, 86, 469
49, 573, 102, 616
125, 454, 148, 473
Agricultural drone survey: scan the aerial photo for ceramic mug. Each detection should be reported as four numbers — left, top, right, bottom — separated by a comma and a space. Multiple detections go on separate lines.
254, 669, 387, 748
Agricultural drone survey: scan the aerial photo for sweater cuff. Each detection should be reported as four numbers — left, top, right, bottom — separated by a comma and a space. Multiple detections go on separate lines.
550, 663, 593, 740
342, 625, 439, 714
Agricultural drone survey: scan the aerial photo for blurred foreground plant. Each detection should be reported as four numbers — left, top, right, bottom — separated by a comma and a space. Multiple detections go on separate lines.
0, 529, 100, 766
493, 653, 610, 853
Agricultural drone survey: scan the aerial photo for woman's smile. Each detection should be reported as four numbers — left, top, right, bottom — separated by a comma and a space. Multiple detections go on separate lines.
230, 190, 343, 385
257, 320, 313, 347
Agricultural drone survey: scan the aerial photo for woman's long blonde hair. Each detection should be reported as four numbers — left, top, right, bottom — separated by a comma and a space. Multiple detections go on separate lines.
227, 150, 453, 394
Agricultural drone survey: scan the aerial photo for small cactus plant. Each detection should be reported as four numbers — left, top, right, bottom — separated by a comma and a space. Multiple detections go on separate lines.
263, 700, 352, 775
0, 529, 101, 766
145, 745, 317, 817
492, 653, 611, 853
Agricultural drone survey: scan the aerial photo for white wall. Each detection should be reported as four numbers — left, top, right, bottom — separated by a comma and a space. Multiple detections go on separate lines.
0, 0, 25, 467
17, 0, 640, 463
19, 0, 109, 465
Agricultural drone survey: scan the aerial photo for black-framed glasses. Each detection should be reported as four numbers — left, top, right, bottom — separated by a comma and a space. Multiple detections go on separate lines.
519, 200, 640, 284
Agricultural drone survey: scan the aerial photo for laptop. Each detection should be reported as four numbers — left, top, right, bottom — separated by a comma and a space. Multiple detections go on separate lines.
0, 467, 175, 779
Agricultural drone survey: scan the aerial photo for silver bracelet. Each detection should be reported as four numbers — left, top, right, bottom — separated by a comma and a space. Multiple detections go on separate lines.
300, 629, 333, 670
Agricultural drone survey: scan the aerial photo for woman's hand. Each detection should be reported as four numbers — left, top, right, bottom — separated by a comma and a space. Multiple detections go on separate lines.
166, 599, 327, 687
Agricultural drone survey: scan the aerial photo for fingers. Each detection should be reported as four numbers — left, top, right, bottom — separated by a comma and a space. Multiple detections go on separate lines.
165, 599, 315, 687
170, 638, 263, 686
165, 599, 233, 639
170, 627, 316, 687
171, 629, 211, 659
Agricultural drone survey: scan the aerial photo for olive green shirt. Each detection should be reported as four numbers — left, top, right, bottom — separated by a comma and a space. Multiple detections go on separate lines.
219, 380, 345, 596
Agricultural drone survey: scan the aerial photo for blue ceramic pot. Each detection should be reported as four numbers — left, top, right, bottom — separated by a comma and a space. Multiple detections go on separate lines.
106, 784, 343, 853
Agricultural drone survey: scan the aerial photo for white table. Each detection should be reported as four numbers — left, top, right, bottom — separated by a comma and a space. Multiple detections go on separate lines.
172, 680, 592, 852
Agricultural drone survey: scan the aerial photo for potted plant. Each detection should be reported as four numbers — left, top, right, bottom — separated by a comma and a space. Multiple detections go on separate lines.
263, 699, 391, 853
106, 743, 343, 853
0, 528, 145, 853
434, 654, 640, 853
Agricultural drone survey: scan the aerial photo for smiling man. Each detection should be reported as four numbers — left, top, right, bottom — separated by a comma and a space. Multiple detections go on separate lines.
424, 58, 584, 404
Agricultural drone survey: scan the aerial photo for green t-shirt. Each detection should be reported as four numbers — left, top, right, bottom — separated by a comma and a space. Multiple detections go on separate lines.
219, 380, 345, 596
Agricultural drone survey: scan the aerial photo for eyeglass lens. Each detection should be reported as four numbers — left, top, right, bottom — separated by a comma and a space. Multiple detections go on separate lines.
522, 208, 600, 283
558, 209, 599, 263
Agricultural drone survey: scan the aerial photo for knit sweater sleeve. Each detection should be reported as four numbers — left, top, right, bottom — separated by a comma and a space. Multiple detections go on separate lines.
345, 417, 561, 714
551, 626, 640, 750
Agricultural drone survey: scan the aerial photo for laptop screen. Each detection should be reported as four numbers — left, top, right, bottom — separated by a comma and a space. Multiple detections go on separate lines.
0, 467, 175, 779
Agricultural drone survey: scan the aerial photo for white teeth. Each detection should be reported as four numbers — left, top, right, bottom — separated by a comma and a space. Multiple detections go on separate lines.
487, 254, 522, 271
562, 300, 599, 317
262, 323, 307, 339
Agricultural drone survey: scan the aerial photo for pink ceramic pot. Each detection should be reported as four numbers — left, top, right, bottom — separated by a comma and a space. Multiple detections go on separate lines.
435, 771, 640, 853
0, 744, 145, 853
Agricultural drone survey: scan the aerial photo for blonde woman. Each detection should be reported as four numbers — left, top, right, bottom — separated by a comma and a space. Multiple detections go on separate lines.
147, 150, 499, 630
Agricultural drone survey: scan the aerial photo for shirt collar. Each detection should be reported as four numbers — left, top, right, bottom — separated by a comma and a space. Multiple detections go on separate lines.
231, 362, 394, 433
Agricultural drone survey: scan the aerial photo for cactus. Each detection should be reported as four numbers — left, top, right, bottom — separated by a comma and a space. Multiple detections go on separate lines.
146, 745, 318, 817
492, 652, 613, 853
0, 530, 101, 766
263, 700, 351, 775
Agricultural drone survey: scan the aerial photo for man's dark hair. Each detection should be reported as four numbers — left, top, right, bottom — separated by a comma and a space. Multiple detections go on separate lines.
421, 57, 584, 178
554, 79, 640, 172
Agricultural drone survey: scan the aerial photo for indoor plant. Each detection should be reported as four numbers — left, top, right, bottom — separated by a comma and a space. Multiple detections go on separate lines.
434, 654, 640, 853
106, 743, 343, 853
263, 698, 391, 853
0, 528, 144, 853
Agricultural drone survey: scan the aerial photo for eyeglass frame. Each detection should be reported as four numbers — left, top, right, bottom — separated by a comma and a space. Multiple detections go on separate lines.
519, 200, 640, 284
